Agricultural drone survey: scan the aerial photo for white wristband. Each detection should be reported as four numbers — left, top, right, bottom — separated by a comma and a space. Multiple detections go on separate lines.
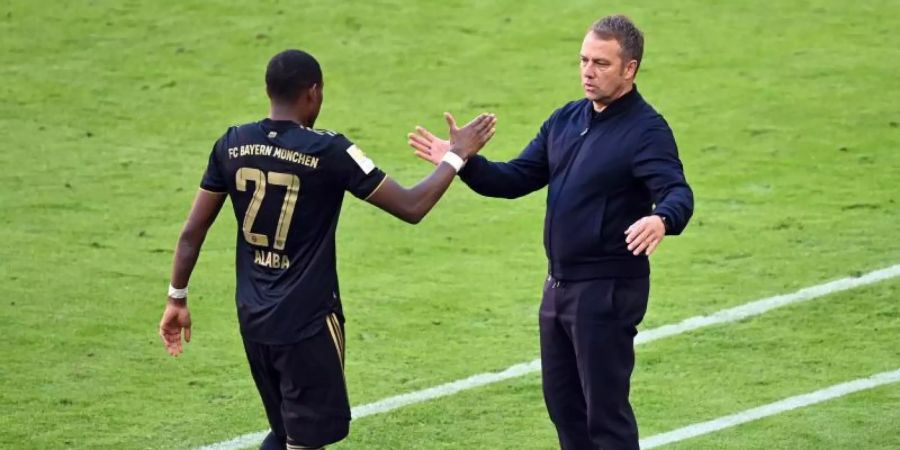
441, 151, 466, 173
168, 284, 188, 299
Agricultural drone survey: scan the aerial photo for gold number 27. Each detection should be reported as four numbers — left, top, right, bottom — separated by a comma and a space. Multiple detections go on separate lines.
235, 168, 300, 250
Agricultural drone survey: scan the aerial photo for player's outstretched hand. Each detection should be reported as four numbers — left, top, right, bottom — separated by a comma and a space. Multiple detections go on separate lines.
159, 299, 192, 357
409, 113, 496, 164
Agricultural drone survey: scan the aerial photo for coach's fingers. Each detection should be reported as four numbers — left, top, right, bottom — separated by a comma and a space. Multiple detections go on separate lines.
408, 141, 428, 154
628, 227, 654, 252
409, 142, 431, 156
409, 132, 431, 147
625, 221, 645, 244
414, 150, 438, 165
645, 238, 661, 256
408, 134, 431, 152
631, 238, 652, 256
415, 126, 438, 142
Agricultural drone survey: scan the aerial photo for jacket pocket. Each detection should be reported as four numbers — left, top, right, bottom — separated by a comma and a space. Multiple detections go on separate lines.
593, 196, 608, 250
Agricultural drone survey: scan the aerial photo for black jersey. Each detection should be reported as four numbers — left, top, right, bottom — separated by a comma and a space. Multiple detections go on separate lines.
200, 118, 386, 344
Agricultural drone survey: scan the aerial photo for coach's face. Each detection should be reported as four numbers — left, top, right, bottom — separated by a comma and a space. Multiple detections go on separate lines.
580, 32, 636, 107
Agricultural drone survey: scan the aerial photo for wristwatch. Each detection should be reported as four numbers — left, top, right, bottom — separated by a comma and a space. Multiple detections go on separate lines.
654, 213, 670, 232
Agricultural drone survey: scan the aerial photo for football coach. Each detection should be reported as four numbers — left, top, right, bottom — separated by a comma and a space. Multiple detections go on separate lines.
408, 14, 694, 450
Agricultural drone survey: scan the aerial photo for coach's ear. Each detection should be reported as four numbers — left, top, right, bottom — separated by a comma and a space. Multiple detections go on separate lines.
624, 59, 639, 81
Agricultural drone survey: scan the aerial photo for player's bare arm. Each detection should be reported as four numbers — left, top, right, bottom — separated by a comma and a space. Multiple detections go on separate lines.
159, 189, 226, 356
367, 112, 495, 223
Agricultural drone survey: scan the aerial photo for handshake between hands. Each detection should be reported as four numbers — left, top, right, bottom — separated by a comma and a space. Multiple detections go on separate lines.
405, 112, 666, 257
408, 112, 496, 165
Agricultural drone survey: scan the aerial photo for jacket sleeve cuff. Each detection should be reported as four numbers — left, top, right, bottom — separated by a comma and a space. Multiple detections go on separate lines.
652, 207, 682, 235
458, 154, 488, 181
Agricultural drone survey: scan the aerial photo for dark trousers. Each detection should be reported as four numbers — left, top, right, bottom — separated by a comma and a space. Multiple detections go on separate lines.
540, 276, 650, 450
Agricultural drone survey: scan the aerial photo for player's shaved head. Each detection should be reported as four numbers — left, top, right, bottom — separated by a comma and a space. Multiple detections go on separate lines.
266, 49, 323, 104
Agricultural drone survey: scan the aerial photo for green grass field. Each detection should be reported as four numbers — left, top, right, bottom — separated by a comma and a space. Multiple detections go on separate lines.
2, 0, 899, 449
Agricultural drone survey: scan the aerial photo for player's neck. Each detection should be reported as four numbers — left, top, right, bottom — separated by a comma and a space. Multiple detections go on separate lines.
269, 105, 311, 127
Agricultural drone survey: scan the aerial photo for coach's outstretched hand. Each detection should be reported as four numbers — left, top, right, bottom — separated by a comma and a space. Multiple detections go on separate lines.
411, 113, 496, 163
159, 299, 191, 357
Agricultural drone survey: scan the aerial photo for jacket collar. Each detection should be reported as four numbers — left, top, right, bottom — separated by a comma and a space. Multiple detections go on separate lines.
582, 84, 642, 125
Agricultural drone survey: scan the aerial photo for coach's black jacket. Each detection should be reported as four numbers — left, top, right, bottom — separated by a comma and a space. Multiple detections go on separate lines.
459, 86, 693, 280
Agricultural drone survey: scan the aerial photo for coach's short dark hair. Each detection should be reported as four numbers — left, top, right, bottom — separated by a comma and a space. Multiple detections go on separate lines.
590, 15, 644, 72
265, 49, 322, 103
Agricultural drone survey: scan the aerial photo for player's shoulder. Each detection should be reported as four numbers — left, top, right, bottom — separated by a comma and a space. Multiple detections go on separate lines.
209, 122, 257, 149
270, 125, 354, 155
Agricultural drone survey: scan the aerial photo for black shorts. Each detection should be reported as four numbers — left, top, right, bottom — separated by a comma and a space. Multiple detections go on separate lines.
242, 312, 350, 448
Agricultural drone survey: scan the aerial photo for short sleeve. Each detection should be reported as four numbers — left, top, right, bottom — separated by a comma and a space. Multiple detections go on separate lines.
332, 136, 387, 200
200, 140, 228, 193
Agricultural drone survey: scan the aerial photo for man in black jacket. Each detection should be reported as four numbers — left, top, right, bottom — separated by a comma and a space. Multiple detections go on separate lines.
408, 15, 693, 450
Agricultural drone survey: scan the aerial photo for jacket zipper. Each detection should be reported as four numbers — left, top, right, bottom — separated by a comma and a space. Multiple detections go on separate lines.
547, 113, 593, 278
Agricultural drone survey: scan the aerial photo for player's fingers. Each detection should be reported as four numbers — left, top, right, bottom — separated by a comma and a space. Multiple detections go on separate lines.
473, 114, 495, 133
479, 127, 496, 144
485, 115, 498, 132
162, 333, 177, 355
444, 112, 458, 132
184, 326, 191, 343
465, 113, 490, 132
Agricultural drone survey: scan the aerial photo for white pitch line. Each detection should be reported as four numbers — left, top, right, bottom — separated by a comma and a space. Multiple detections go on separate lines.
196, 264, 900, 450
641, 367, 900, 448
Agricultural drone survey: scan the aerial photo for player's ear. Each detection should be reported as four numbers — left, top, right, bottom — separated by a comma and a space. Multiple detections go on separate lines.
308, 83, 322, 103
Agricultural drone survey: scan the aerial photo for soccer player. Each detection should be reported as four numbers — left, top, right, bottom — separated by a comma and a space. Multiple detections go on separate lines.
158, 49, 495, 450
409, 16, 693, 450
